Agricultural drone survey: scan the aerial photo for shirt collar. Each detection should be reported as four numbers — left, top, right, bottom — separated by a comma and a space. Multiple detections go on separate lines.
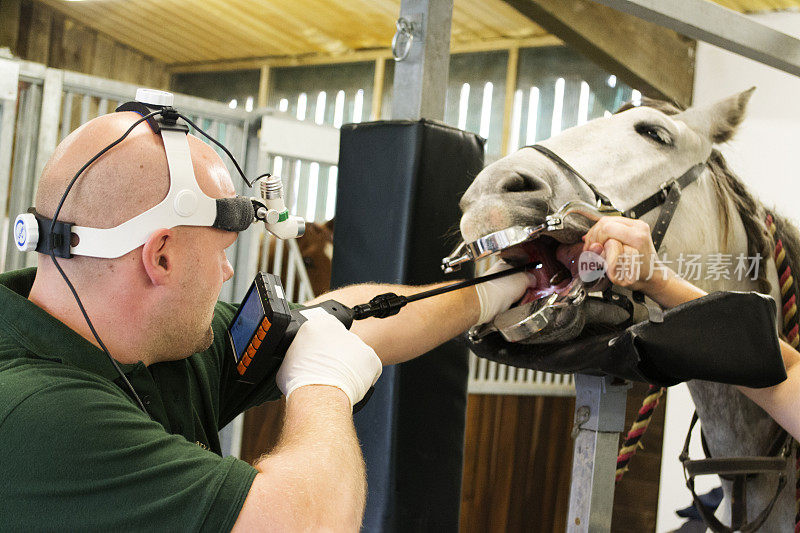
0, 267, 144, 382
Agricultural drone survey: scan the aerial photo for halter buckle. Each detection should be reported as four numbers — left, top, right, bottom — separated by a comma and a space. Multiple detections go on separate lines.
659, 179, 676, 200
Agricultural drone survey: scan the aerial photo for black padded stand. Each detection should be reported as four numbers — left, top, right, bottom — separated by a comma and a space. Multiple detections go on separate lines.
332, 120, 484, 532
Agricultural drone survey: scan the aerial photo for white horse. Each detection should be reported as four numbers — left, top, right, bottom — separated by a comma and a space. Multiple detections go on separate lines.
458, 90, 795, 531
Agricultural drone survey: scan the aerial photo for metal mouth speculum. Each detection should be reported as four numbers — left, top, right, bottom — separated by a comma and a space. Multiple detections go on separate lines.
442, 200, 621, 274
468, 277, 588, 344
444, 200, 626, 345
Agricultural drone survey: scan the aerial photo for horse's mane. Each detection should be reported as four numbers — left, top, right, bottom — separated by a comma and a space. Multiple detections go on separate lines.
617, 98, 775, 294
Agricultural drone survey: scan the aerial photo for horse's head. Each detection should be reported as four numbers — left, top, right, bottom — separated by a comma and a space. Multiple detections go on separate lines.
459, 89, 756, 341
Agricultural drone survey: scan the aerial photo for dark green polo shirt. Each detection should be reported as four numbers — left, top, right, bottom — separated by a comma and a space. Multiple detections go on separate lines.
0, 268, 282, 532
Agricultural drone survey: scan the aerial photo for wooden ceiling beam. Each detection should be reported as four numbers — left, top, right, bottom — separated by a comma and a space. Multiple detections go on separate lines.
103, 0, 257, 60
167, 34, 562, 73
501, 0, 695, 106
37, 0, 194, 63
208, 0, 323, 56
126, 0, 286, 58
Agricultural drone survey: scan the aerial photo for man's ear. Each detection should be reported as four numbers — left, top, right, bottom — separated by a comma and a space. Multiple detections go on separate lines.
141, 229, 175, 286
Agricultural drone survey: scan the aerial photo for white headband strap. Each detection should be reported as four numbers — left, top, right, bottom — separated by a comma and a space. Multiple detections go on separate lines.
69, 129, 217, 258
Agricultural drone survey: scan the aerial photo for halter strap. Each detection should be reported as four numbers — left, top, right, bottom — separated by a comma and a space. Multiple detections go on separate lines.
527, 144, 706, 251
624, 163, 706, 219
680, 412, 791, 533
528, 145, 615, 207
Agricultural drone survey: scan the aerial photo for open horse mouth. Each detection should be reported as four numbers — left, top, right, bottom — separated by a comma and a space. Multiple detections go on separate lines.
500, 235, 586, 307
447, 200, 622, 344
500, 230, 583, 306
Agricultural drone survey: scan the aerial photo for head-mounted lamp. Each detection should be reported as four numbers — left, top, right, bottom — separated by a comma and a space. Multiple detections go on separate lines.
13, 88, 305, 259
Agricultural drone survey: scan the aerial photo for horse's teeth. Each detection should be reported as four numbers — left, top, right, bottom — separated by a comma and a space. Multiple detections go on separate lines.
549, 269, 570, 285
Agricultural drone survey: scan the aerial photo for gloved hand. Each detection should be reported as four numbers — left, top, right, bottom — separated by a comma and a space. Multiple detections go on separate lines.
277, 310, 383, 408
474, 260, 533, 326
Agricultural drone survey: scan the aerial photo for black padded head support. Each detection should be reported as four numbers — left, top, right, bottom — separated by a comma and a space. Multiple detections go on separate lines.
213, 196, 255, 232
468, 291, 786, 388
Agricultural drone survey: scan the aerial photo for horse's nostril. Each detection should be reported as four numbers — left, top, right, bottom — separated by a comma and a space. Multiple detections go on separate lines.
500, 174, 541, 193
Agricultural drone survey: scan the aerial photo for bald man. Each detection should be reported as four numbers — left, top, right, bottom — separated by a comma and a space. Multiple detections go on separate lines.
0, 112, 531, 531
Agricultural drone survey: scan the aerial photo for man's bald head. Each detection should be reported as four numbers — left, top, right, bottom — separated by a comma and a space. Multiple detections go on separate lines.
35, 112, 236, 230
28, 112, 240, 364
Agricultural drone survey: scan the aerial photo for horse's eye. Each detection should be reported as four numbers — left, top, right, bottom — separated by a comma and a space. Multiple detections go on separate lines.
303, 256, 314, 268
634, 123, 673, 146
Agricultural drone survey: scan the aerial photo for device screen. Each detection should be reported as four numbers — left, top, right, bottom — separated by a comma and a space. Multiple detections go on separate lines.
229, 284, 264, 362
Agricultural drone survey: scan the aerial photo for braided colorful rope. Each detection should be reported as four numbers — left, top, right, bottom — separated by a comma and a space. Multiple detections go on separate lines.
615, 384, 665, 482
765, 214, 800, 532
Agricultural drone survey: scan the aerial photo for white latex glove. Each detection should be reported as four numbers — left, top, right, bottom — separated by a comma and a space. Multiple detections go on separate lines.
474, 260, 533, 326
277, 309, 383, 408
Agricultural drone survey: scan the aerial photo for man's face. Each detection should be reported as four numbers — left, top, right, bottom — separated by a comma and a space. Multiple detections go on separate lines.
176, 226, 237, 355
152, 137, 239, 360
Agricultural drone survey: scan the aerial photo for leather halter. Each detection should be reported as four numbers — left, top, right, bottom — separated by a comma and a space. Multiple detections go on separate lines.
528, 144, 706, 250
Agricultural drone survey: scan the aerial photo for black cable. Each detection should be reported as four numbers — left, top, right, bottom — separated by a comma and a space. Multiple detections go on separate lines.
177, 113, 253, 187
405, 262, 539, 303
352, 262, 540, 320
50, 253, 147, 413
49, 110, 160, 414
49, 111, 160, 237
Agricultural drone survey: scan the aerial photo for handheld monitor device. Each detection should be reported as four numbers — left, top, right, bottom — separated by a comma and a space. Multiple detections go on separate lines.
228, 273, 355, 384
229, 273, 292, 382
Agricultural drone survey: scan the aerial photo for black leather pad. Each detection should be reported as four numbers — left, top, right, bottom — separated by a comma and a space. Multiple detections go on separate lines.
332, 119, 484, 532
468, 291, 786, 388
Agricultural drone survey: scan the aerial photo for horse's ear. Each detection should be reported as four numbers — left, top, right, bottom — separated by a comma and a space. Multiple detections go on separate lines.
675, 87, 755, 143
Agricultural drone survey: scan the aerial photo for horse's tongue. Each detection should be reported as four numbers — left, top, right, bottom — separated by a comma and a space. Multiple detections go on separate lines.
517, 240, 566, 304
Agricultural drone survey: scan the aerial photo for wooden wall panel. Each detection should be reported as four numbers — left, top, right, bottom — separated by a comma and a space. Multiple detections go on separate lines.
460, 394, 574, 532
240, 383, 665, 532
1, 0, 168, 88
0, 0, 22, 56
459, 383, 665, 533
240, 400, 286, 464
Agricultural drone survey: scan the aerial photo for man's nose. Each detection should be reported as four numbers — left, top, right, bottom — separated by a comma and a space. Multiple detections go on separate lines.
223, 258, 234, 282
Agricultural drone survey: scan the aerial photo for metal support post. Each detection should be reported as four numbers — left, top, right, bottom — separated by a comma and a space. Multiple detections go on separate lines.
390, 0, 453, 121
567, 374, 631, 532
